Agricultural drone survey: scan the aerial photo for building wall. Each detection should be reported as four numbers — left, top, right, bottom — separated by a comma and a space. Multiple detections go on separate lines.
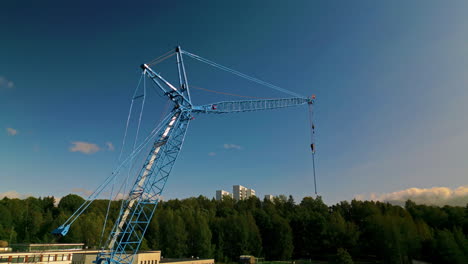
233, 185, 255, 201
232, 185, 245, 201
0, 250, 88, 264
246, 189, 255, 198
135, 251, 161, 264
215, 190, 231, 201
161, 259, 214, 264
72, 251, 161, 264
11, 243, 84, 253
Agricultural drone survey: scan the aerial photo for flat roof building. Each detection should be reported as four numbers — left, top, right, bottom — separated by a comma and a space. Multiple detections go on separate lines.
72, 251, 213, 264
233, 185, 255, 201
215, 190, 232, 201
0, 244, 214, 264
10, 243, 84, 252
0, 249, 96, 264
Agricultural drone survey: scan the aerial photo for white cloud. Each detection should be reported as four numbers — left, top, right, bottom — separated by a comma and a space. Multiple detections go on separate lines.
106, 142, 115, 151
0, 76, 14, 89
6, 127, 17, 136
71, 188, 94, 197
208, 152, 216, 156
355, 185, 468, 206
114, 192, 128, 200
0, 190, 32, 199
223, 143, 242, 150
69, 141, 100, 154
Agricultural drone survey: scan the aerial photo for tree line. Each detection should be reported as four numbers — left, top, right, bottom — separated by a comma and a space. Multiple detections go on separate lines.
0, 194, 466, 263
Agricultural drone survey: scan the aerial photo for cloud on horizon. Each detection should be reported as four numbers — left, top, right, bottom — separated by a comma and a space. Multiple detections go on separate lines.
208, 152, 216, 156
223, 143, 242, 150
69, 141, 100, 154
71, 188, 94, 197
6, 127, 18, 136
0, 76, 14, 90
0, 190, 33, 199
355, 186, 468, 206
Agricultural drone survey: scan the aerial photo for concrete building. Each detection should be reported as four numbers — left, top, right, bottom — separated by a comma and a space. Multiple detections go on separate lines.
0, 244, 214, 264
10, 243, 84, 252
73, 251, 214, 264
215, 190, 232, 201
246, 189, 255, 198
264, 195, 274, 201
73, 251, 160, 264
232, 185, 256, 201
0, 243, 93, 264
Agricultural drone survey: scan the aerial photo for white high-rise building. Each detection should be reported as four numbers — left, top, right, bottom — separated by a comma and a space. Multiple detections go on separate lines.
233, 185, 256, 201
216, 190, 232, 201
264, 194, 274, 201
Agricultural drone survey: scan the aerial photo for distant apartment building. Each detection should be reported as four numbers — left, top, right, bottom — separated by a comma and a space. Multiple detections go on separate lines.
247, 188, 256, 198
233, 185, 256, 201
215, 190, 232, 201
264, 194, 274, 201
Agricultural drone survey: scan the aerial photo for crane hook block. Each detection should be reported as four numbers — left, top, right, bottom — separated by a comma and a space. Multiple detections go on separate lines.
310, 143, 315, 153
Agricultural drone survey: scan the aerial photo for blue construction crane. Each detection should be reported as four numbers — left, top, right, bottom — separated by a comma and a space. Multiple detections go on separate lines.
53, 46, 316, 264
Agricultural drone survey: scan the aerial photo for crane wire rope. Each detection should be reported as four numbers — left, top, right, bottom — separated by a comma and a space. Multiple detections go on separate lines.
147, 49, 174, 66
118, 73, 144, 162
134, 75, 147, 150
181, 50, 302, 98
148, 52, 176, 66
100, 73, 149, 247
99, 173, 116, 248
117, 74, 148, 227
190, 85, 274, 99
59, 113, 173, 230
307, 102, 317, 195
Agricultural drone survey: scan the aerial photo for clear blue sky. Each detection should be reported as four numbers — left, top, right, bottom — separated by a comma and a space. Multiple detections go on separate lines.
1, 0, 467, 205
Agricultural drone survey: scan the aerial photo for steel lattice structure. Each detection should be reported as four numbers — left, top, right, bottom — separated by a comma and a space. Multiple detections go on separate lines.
53, 46, 314, 264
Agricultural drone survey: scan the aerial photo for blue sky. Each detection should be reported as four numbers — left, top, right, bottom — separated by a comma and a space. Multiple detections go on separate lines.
1, 1, 467, 205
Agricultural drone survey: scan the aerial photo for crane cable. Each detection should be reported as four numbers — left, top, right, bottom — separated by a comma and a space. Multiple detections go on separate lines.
147, 50, 175, 66
181, 50, 303, 98
100, 72, 147, 248
308, 99, 318, 195
191, 85, 274, 99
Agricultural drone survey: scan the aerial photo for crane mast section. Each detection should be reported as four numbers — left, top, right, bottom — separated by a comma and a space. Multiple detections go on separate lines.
108, 112, 179, 249
101, 110, 191, 264
192, 97, 311, 114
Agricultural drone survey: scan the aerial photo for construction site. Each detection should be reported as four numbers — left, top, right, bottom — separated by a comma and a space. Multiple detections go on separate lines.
2, 2, 467, 264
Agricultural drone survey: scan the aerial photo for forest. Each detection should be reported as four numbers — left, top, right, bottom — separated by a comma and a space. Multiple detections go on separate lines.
0, 194, 466, 264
